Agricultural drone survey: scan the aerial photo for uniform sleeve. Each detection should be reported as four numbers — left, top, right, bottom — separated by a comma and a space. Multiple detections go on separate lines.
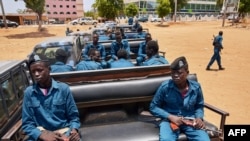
83, 44, 91, 60
110, 42, 117, 60
124, 41, 131, 59
194, 85, 205, 119
65, 85, 81, 130
149, 84, 170, 119
21, 88, 42, 140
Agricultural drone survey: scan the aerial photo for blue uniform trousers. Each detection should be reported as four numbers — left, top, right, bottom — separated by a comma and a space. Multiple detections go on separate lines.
159, 121, 210, 141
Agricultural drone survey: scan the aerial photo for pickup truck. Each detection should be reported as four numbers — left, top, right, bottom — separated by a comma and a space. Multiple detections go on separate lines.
1, 60, 230, 141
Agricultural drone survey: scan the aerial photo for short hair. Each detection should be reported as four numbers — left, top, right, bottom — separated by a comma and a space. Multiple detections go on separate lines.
55, 49, 68, 63
117, 49, 128, 59
147, 40, 159, 54
219, 31, 223, 36
137, 26, 143, 32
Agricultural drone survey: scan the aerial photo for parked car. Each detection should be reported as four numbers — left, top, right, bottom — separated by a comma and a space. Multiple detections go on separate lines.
29, 36, 82, 68
0, 19, 19, 28
79, 17, 98, 25
227, 14, 239, 21
69, 18, 80, 25
150, 17, 162, 22
137, 17, 148, 22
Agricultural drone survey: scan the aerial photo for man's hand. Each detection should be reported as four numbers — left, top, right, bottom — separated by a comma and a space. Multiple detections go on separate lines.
69, 129, 81, 141
39, 130, 69, 141
193, 118, 206, 129
168, 115, 183, 126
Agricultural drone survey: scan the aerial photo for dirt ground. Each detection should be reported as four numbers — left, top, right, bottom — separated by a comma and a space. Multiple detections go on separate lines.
0, 20, 250, 127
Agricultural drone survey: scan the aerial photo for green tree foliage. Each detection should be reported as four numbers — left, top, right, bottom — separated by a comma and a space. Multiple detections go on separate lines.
24, 0, 45, 31
84, 11, 98, 19
156, 0, 171, 23
95, 0, 124, 20
125, 3, 138, 17
169, 0, 188, 14
238, 0, 250, 17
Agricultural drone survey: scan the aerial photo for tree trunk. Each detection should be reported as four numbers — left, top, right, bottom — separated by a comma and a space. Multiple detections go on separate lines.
37, 13, 43, 31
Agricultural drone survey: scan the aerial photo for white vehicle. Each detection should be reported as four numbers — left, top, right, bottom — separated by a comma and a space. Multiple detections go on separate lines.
78, 17, 98, 25
150, 17, 162, 22
227, 14, 238, 21
69, 19, 79, 25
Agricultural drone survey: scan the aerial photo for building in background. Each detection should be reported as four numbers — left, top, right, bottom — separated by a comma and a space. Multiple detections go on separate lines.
124, 0, 220, 16
0, 0, 84, 25
45, 0, 84, 22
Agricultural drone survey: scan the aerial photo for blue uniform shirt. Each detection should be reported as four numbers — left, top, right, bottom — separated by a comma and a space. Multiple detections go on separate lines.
110, 58, 134, 68
83, 43, 106, 61
150, 79, 205, 119
141, 55, 169, 66
50, 61, 73, 73
76, 60, 102, 70
22, 79, 81, 140
138, 41, 147, 58
110, 40, 130, 60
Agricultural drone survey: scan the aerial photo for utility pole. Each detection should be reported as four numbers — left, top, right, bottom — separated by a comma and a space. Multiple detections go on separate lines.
0, 0, 7, 28
174, 0, 177, 22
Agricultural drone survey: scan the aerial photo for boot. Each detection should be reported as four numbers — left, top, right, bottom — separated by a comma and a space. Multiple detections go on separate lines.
206, 66, 210, 70
219, 66, 225, 70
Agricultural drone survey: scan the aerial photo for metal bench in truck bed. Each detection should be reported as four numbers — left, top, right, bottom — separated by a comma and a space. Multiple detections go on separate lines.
1, 65, 229, 141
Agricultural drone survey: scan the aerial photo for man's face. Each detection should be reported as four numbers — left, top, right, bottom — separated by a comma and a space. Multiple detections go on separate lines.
171, 68, 188, 85
93, 34, 99, 43
145, 35, 152, 43
115, 34, 122, 43
30, 62, 50, 85
91, 51, 101, 62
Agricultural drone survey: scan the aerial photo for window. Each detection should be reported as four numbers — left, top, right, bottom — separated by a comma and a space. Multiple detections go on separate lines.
53, 12, 58, 14
72, 12, 77, 14
47, 12, 51, 14
60, 5, 63, 8
60, 12, 64, 14
66, 5, 69, 8
53, 5, 56, 8
1, 79, 19, 116
46, 5, 49, 8
73, 5, 76, 8
66, 12, 71, 14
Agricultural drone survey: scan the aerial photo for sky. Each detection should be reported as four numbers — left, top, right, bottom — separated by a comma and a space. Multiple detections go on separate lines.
83, 0, 95, 11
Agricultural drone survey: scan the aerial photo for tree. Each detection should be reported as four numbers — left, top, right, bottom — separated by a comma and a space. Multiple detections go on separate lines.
125, 3, 138, 17
156, 0, 171, 24
24, 0, 45, 31
238, 0, 250, 18
169, 0, 188, 16
94, 0, 124, 20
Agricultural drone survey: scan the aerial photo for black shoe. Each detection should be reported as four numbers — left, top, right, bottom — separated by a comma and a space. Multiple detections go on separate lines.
206, 66, 210, 70
219, 67, 225, 70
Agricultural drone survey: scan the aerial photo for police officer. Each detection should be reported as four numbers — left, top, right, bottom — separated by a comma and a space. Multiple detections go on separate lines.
141, 40, 169, 66
50, 48, 73, 73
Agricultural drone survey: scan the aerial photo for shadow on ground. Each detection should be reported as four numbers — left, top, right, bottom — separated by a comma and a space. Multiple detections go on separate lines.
155, 24, 169, 27
5, 28, 56, 39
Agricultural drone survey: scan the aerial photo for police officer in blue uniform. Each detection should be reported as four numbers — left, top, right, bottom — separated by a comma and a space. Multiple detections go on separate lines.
141, 40, 169, 66
108, 31, 131, 66
50, 48, 73, 72
150, 56, 210, 141
110, 49, 134, 68
82, 33, 107, 68
76, 48, 102, 70
136, 33, 152, 66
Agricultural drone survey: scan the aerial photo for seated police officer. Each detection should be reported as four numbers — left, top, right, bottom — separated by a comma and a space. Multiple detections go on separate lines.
82, 33, 107, 68
136, 33, 152, 66
141, 40, 169, 66
76, 48, 103, 70
22, 53, 81, 141
50, 48, 73, 73
110, 49, 134, 69
108, 31, 131, 66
